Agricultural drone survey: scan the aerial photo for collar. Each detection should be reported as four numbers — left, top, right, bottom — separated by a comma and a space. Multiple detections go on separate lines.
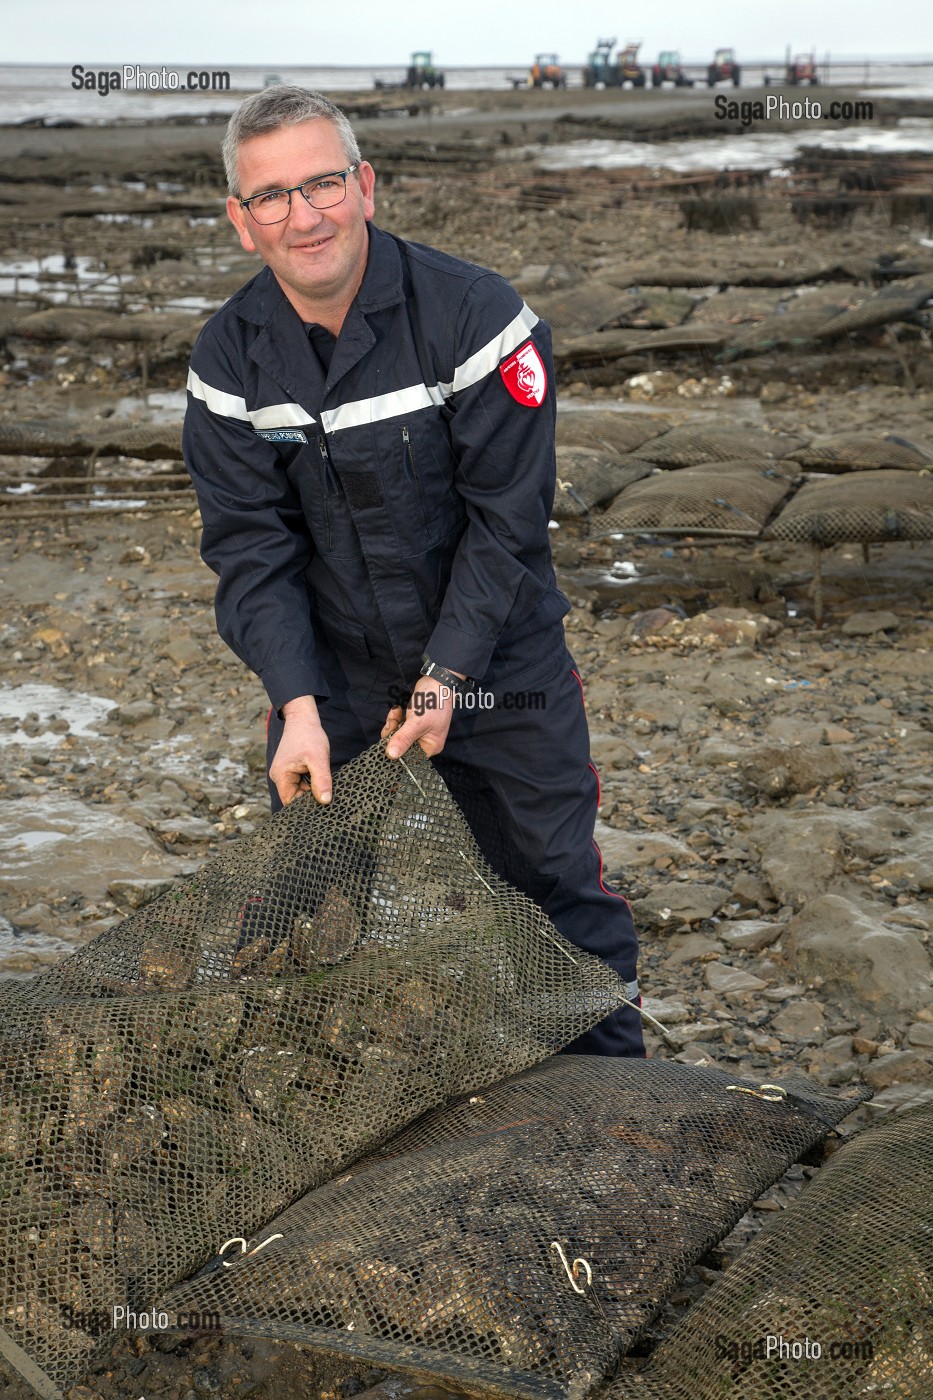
233, 223, 405, 329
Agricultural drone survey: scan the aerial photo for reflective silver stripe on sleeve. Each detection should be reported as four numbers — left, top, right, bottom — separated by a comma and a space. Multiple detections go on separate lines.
321, 301, 541, 434
187, 368, 315, 429
624, 979, 640, 1003
447, 302, 540, 394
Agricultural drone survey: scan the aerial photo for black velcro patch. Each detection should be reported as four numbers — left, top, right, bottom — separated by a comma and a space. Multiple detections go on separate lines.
340, 471, 384, 510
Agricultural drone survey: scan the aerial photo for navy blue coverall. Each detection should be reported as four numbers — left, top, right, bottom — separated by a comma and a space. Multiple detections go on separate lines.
182, 224, 643, 1055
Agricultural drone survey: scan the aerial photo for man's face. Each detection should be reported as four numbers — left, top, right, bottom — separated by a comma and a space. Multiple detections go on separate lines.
226, 118, 375, 318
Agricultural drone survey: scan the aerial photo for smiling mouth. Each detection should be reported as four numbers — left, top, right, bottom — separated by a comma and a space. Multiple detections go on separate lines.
291, 235, 333, 250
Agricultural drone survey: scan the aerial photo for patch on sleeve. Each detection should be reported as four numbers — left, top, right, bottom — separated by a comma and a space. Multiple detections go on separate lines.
498, 339, 547, 407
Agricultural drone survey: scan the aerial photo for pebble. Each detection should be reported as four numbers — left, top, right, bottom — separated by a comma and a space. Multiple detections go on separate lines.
704, 963, 768, 995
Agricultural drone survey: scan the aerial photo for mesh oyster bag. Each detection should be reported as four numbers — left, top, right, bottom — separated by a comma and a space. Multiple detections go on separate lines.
160, 1058, 859, 1400
763, 470, 933, 545
787, 431, 933, 472
617, 1102, 933, 1399
0, 745, 627, 1398
590, 460, 796, 538
554, 411, 670, 458
634, 428, 805, 467
553, 449, 654, 519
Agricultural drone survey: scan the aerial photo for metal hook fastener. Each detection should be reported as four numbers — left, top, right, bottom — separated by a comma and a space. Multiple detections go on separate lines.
726, 1083, 788, 1103
551, 1240, 593, 1295
219, 1233, 284, 1267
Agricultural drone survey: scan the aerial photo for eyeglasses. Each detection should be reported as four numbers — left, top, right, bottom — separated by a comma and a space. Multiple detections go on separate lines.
240, 163, 360, 225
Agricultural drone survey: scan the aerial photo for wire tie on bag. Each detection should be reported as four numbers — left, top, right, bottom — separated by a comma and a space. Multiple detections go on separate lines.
551, 1240, 593, 1294
726, 1083, 788, 1102
219, 1232, 283, 1267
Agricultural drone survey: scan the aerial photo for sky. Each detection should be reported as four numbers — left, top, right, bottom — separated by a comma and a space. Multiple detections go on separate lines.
3, 0, 931, 67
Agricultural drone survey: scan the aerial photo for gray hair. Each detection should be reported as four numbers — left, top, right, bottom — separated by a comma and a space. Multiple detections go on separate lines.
222, 87, 362, 197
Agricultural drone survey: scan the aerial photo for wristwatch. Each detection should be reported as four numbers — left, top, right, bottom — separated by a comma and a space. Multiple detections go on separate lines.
420, 656, 476, 693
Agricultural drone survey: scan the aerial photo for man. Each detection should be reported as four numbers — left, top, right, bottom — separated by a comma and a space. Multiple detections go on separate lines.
183, 87, 644, 1056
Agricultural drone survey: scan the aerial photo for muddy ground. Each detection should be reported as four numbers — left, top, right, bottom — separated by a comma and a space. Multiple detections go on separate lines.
1, 86, 932, 1399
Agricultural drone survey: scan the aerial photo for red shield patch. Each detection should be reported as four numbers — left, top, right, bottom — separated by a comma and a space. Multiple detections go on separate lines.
499, 339, 547, 407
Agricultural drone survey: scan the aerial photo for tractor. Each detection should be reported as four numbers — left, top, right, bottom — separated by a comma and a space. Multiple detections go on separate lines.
787, 52, 819, 84
765, 52, 819, 85
618, 42, 647, 87
652, 51, 694, 87
707, 48, 741, 86
583, 38, 619, 88
529, 54, 567, 88
405, 52, 445, 89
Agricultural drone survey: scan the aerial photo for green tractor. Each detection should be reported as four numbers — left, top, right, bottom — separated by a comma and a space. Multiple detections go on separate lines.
405, 51, 445, 89
583, 37, 618, 88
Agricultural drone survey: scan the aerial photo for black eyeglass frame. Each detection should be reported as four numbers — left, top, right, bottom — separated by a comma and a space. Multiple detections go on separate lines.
239, 162, 361, 224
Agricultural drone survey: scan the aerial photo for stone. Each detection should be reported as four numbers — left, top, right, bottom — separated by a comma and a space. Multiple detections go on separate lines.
704, 962, 768, 995
662, 934, 726, 967
771, 1001, 826, 1044
822, 725, 857, 745
107, 877, 177, 910
592, 821, 693, 872
731, 873, 775, 909
907, 1023, 933, 1048
640, 996, 692, 1025
114, 699, 158, 725
762, 983, 807, 1001
864, 1084, 933, 1119
841, 610, 900, 635
749, 811, 846, 907
760, 380, 790, 404
635, 883, 728, 928
861, 1051, 933, 1091
719, 920, 783, 951
666, 1022, 724, 1049
0, 794, 181, 902
786, 894, 932, 1016
738, 744, 854, 800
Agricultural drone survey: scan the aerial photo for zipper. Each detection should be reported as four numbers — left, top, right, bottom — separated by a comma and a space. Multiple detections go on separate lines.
318, 434, 338, 550
401, 426, 426, 513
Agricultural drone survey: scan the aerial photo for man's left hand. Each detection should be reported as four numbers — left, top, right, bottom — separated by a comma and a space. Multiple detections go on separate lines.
384, 676, 460, 760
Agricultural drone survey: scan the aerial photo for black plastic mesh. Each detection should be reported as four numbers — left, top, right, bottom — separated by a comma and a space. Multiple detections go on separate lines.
2, 306, 196, 345
763, 470, 933, 545
723, 298, 852, 357
553, 449, 654, 519
555, 412, 671, 458
590, 461, 796, 537
160, 1058, 859, 1400
620, 1103, 933, 1400
0, 745, 627, 1398
787, 432, 933, 471
0, 419, 184, 461
814, 273, 933, 338
635, 429, 805, 467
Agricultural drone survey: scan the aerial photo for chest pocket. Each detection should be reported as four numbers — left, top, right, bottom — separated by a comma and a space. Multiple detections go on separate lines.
377, 413, 463, 553
285, 436, 360, 560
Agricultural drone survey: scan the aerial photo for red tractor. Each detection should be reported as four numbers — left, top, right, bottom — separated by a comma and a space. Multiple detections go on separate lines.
765, 52, 820, 85
707, 48, 741, 86
652, 51, 694, 88
787, 52, 819, 84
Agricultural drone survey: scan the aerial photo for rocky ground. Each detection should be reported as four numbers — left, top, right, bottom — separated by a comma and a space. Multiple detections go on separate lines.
1, 85, 932, 1400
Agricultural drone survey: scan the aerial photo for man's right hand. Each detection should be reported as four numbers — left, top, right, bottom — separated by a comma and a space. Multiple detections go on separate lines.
270, 696, 332, 807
